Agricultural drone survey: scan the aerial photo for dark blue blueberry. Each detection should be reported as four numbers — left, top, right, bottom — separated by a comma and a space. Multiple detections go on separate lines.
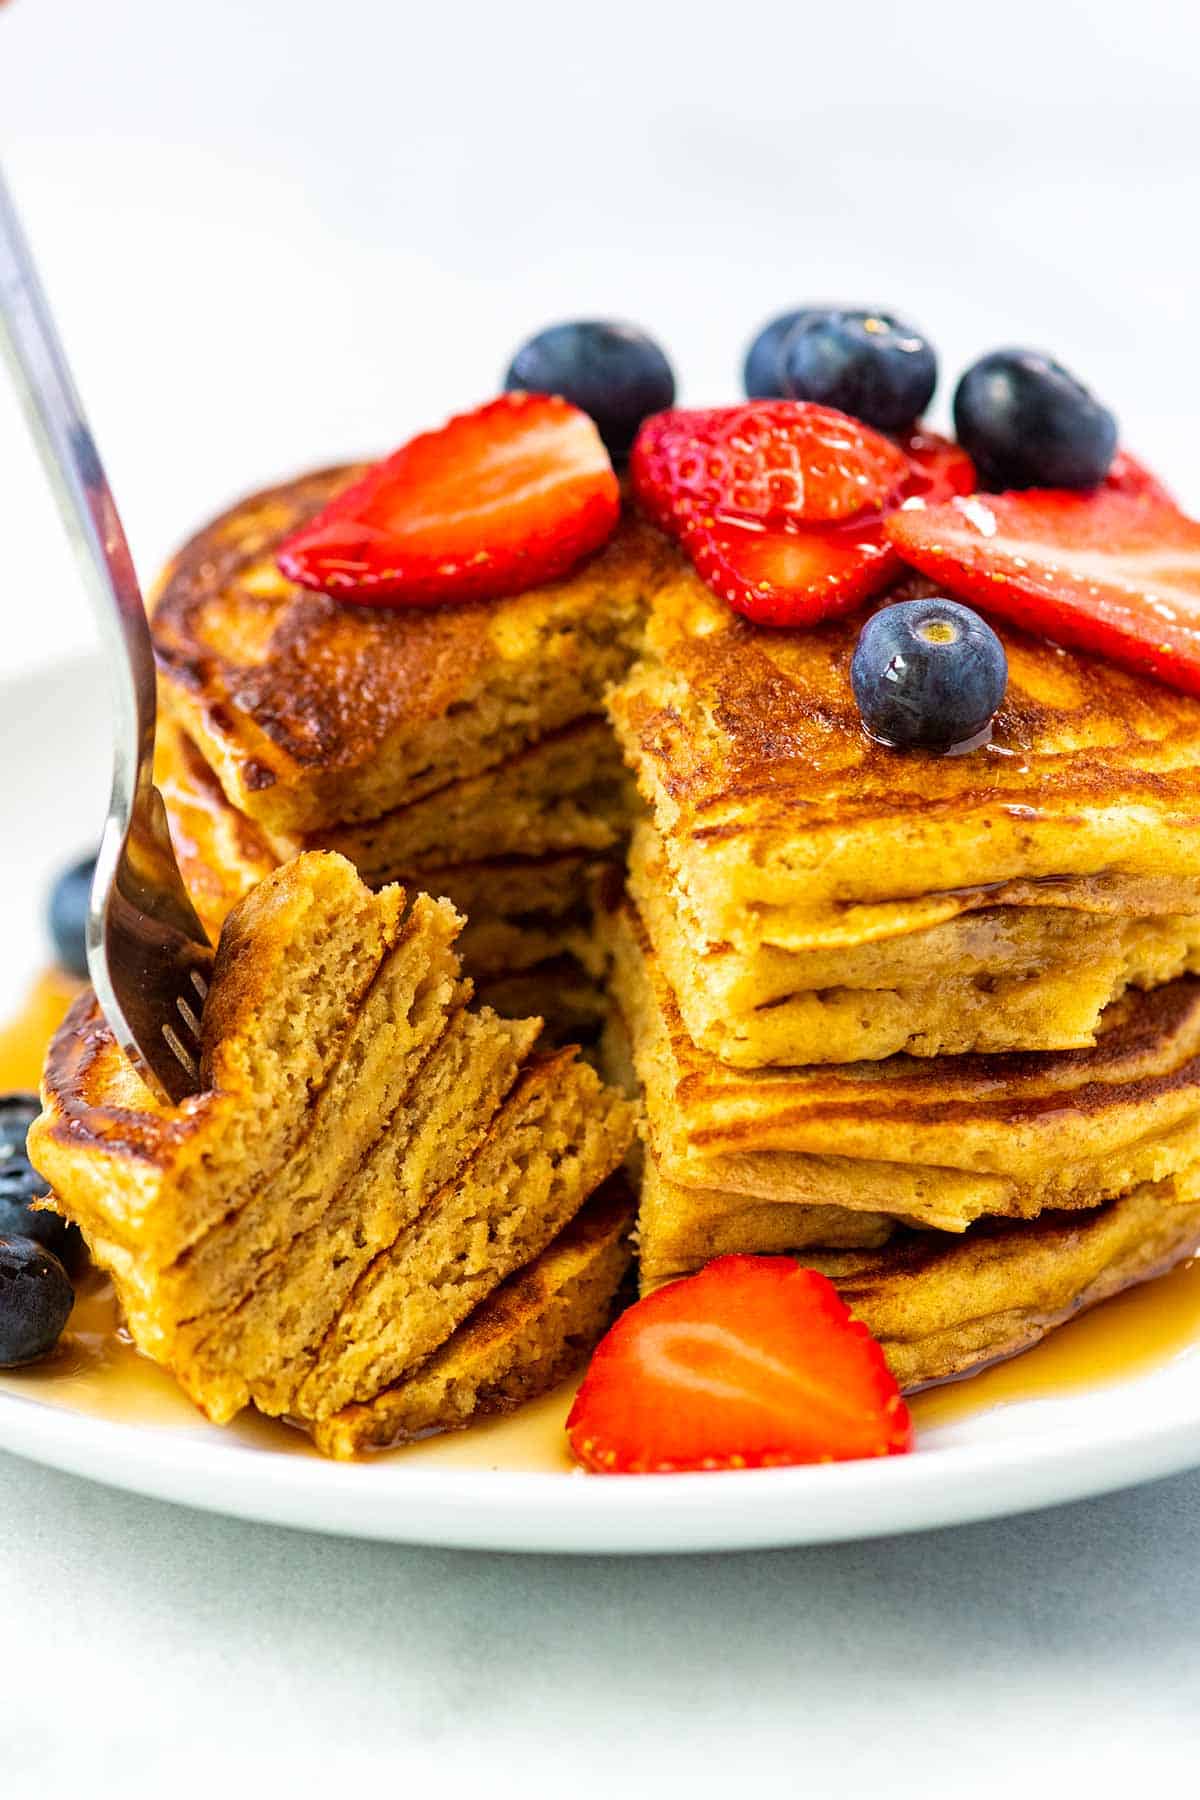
953, 349, 1117, 490
504, 321, 675, 460
743, 309, 821, 399
0, 1235, 73, 1366
47, 853, 96, 980
0, 1092, 83, 1266
0, 1092, 39, 1159
781, 309, 937, 433
851, 598, 1008, 752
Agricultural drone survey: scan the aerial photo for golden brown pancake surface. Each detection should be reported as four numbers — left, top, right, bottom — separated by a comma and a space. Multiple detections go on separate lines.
152, 471, 666, 833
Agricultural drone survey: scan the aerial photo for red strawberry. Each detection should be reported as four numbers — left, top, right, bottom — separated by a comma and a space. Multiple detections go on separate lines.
679, 434, 977, 630
637, 409, 976, 630
887, 487, 1200, 695
566, 1256, 912, 1474
1104, 448, 1175, 505
276, 393, 620, 606
897, 428, 978, 504
682, 511, 898, 627
631, 401, 910, 537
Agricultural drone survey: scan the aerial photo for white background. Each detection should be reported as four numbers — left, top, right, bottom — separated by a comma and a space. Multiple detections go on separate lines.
3, 0, 1200, 1791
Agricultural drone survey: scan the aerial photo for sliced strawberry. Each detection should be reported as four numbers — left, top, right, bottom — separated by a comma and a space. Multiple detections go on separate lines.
631, 401, 910, 536
683, 510, 898, 627
637, 412, 976, 630
276, 392, 620, 606
897, 428, 978, 504
566, 1255, 912, 1474
887, 488, 1200, 695
1104, 448, 1176, 505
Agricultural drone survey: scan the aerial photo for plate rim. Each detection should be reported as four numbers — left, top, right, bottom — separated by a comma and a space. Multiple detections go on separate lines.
3, 1373, 1200, 1552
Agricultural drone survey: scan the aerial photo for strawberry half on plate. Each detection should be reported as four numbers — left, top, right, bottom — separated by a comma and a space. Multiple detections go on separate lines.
567, 1255, 912, 1474
887, 485, 1200, 696
277, 392, 620, 606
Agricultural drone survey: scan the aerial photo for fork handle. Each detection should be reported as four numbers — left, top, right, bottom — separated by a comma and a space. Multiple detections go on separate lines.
0, 164, 154, 821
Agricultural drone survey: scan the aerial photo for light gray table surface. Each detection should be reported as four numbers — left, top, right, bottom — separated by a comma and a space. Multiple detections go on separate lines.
5, 1450, 1199, 1796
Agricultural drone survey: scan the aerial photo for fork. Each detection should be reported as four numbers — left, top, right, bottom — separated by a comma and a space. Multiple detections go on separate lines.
0, 167, 212, 1104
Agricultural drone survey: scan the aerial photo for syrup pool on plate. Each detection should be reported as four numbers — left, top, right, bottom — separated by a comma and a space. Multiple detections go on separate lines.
4, 969, 1200, 1468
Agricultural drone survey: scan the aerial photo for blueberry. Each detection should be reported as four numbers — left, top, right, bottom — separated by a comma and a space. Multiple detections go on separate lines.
781, 309, 937, 433
953, 349, 1117, 490
743, 309, 821, 399
0, 1092, 39, 1158
47, 853, 96, 980
851, 598, 1008, 752
0, 1235, 73, 1366
504, 321, 675, 460
0, 1092, 83, 1265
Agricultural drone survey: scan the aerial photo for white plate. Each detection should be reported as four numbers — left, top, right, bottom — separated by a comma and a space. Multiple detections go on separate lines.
4, 658, 1200, 1554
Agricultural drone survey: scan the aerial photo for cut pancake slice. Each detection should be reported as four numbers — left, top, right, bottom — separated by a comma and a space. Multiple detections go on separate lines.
630, 822, 1200, 1066
313, 1177, 634, 1459
175, 1006, 540, 1422
30, 852, 636, 1443
33, 854, 455, 1276
811, 1172, 1200, 1390
295, 1050, 634, 1420
601, 893, 1200, 1243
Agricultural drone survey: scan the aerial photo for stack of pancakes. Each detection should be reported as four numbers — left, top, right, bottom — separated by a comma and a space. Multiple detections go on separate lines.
39, 464, 1200, 1431
30, 853, 635, 1456
602, 556, 1200, 1387
150, 469, 674, 1043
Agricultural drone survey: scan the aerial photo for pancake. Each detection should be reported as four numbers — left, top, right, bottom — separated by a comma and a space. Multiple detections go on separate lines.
637, 1179, 1200, 1388
157, 717, 614, 991
293, 1047, 633, 1420
158, 713, 635, 894
29, 853, 634, 1435
629, 822, 1200, 1066
475, 957, 609, 1050
635, 1154, 896, 1288
152, 471, 666, 834
316, 718, 637, 883
602, 894, 1200, 1241
606, 546, 1200, 1057
812, 1174, 1200, 1389
312, 1177, 633, 1459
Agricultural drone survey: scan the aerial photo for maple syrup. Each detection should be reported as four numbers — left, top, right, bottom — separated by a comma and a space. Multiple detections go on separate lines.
3, 968, 1200, 1473
0, 967, 81, 1090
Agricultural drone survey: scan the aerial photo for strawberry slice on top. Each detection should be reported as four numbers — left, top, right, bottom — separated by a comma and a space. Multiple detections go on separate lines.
277, 392, 620, 607
682, 510, 900, 628
635, 411, 975, 630
1102, 448, 1175, 505
631, 401, 911, 537
887, 487, 1200, 696
566, 1255, 912, 1474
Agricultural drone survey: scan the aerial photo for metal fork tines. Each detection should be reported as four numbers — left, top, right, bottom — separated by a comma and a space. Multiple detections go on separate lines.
0, 167, 212, 1104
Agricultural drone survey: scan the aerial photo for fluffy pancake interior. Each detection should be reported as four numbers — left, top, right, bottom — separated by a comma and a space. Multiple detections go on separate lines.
295, 1050, 634, 1420
312, 1178, 633, 1459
